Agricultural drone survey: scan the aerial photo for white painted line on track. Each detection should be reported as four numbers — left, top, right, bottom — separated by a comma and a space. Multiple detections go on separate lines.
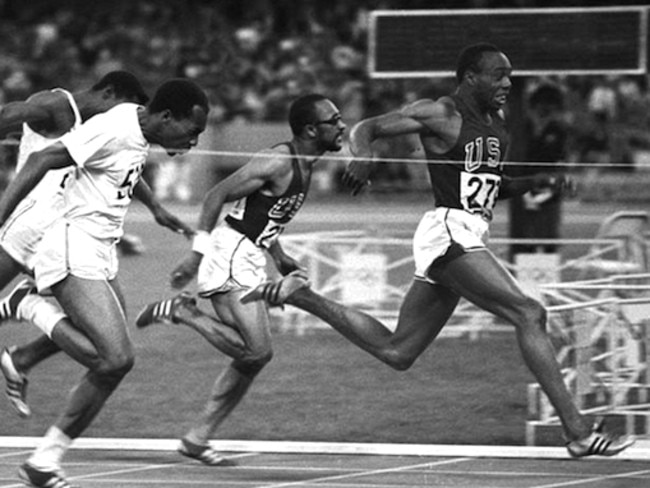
0, 452, 257, 488
1, 438, 648, 460
215, 440, 650, 461
531, 468, 650, 488
257, 457, 471, 488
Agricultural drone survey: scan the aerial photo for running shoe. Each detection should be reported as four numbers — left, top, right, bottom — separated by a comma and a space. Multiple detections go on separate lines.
0, 278, 36, 322
240, 271, 310, 306
135, 292, 197, 328
566, 418, 635, 457
0, 346, 30, 418
178, 437, 232, 466
18, 462, 78, 488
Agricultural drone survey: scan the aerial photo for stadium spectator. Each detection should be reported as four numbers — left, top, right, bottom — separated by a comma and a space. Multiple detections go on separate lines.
509, 82, 569, 257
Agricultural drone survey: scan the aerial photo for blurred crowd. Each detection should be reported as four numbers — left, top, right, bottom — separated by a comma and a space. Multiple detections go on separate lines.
0, 0, 381, 122
1, 0, 650, 194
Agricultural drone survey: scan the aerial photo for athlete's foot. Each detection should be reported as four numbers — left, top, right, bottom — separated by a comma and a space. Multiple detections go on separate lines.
18, 462, 78, 488
135, 292, 197, 328
0, 346, 30, 417
566, 418, 635, 458
178, 437, 234, 466
240, 270, 310, 307
0, 278, 36, 322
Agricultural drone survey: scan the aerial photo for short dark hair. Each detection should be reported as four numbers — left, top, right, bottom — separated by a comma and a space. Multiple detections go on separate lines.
455, 43, 501, 83
92, 70, 149, 105
148, 79, 209, 119
289, 93, 329, 135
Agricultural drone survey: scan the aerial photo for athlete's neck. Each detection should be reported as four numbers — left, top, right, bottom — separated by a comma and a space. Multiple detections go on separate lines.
456, 87, 493, 124
74, 90, 103, 123
290, 138, 324, 166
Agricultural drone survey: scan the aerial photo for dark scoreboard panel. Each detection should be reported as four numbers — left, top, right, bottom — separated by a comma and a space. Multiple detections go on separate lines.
369, 7, 648, 77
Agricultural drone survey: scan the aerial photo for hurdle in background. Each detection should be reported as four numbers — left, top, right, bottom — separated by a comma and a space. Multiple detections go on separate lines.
527, 276, 650, 446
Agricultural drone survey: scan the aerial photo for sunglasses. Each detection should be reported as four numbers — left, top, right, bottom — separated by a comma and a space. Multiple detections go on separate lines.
313, 114, 342, 126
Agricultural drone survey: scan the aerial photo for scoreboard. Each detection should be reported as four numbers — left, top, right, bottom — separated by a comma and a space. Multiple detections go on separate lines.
369, 7, 648, 77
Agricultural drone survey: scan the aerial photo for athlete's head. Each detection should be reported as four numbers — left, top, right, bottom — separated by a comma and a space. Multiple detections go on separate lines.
456, 43, 512, 111
529, 83, 564, 118
290, 93, 346, 152
148, 78, 209, 119
91, 70, 149, 105
146, 78, 210, 155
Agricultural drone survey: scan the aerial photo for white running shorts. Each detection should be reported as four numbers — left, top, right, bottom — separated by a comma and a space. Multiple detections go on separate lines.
413, 207, 490, 284
197, 224, 268, 297
33, 219, 119, 292
0, 196, 65, 270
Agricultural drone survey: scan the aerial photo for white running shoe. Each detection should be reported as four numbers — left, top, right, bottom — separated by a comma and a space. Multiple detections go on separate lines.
178, 438, 232, 466
18, 462, 77, 488
0, 279, 36, 322
0, 346, 30, 417
240, 271, 310, 307
135, 292, 197, 328
566, 418, 635, 458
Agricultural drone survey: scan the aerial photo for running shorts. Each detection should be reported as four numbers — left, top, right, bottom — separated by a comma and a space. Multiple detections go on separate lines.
34, 219, 119, 292
413, 207, 489, 284
0, 196, 65, 270
197, 223, 268, 297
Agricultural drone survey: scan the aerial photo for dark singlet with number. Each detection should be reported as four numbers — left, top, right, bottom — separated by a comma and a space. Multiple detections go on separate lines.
426, 93, 510, 221
225, 142, 308, 248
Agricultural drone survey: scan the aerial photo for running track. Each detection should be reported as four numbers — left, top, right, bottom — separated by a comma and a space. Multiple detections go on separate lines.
1, 439, 649, 487
4, 199, 648, 487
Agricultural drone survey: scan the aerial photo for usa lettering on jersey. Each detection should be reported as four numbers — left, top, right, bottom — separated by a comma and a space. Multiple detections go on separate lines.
268, 193, 305, 223
460, 136, 503, 220
463, 136, 502, 172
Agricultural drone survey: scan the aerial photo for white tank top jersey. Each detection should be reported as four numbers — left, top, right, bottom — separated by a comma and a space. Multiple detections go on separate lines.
15, 88, 81, 204
59, 103, 149, 239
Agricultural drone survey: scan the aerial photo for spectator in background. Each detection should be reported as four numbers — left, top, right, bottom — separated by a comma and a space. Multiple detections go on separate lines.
575, 76, 617, 171
509, 83, 569, 258
588, 76, 617, 122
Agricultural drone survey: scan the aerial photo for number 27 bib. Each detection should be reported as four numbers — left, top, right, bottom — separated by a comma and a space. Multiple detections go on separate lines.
459, 172, 501, 221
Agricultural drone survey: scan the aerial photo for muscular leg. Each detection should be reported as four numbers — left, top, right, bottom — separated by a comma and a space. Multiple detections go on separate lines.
0, 244, 105, 373
287, 281, 460, 370
46, 278, 127, 368
25, 276, 134, 473
182, 290, 273, 446
48, 276, 134, 439
277, 245, 588, 439
10, 336, 61, 374
431, 249, 591, 440
10, 299, 104, 373
173, 301, 248, 358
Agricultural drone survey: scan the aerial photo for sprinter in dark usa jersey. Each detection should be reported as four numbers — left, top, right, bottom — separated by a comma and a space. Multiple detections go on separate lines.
224, 146, 308, 248
135, 94, 346, 466
426, 91, 509, 221
244, 43, 634, 459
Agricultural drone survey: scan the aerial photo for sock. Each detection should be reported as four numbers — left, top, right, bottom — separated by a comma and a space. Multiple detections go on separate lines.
28, 426, 72, 471
18, 295, 67, 338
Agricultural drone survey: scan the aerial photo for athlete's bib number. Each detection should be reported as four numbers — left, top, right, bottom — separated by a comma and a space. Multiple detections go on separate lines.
256, 221, 285, 248
460, 173, 501, 220
117, 163, 144, 200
